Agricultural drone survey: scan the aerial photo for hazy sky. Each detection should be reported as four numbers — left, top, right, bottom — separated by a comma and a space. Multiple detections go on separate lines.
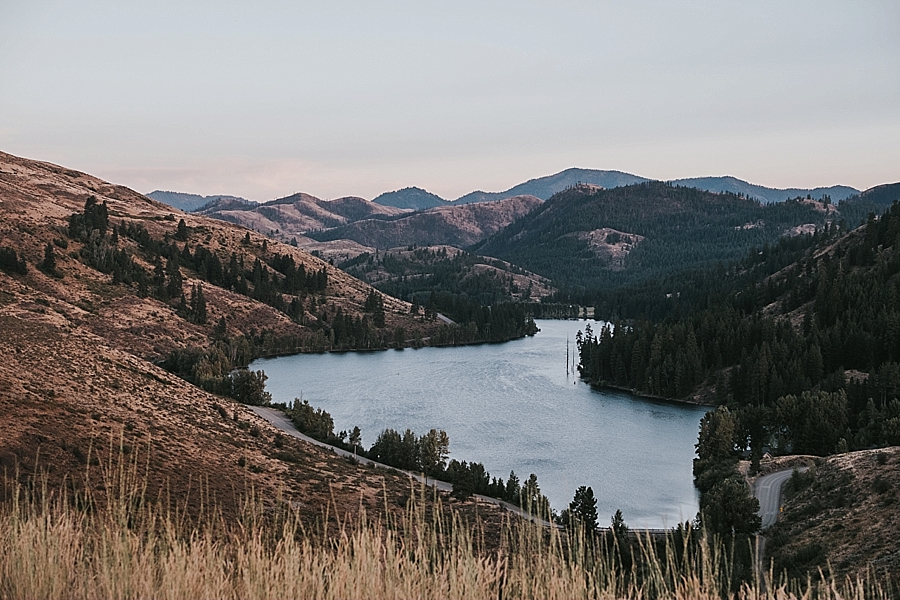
1, 1, 898, 201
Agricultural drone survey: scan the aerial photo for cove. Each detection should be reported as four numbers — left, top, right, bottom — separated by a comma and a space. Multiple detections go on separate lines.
252, 319, 710, 529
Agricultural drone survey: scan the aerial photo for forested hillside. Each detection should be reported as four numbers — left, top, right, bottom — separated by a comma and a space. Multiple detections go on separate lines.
339, 245, 554, 304
578, 196, 900, 458
476, 182, 880, 294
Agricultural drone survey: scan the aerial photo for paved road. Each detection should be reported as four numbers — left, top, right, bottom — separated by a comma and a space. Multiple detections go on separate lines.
436, 312, 456, 325
247, 406, 557, 526
754, 467, 807, 529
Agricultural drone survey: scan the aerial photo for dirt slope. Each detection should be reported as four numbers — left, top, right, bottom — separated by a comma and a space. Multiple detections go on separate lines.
312, 194, 542, 249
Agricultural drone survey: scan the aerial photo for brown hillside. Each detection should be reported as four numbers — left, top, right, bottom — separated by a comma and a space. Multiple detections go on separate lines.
0, 151, 432, 360
313, 194, 542, 249
0, 150, 477, 527
197, 192, 406, 241
765, 447, 900, 584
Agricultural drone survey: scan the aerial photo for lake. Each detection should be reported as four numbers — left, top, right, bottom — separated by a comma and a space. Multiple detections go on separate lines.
252, 319, 709, 528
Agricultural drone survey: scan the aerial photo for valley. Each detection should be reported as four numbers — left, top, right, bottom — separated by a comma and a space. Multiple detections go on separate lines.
2, 149, 900, 596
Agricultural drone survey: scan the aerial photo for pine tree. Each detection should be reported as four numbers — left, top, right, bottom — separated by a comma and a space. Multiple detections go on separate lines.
39, 242, 58, 276
165, 257, 183, 299
568, 485, 599, 533
190, 283, 208, 324
175, 218, 189, 241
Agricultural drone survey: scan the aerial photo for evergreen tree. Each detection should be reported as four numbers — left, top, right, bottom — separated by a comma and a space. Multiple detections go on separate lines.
38, 242, 59, 276
190, 283, 208, 324
568, 485, 599, 532
419, 428, 450, 476
165, 257, 183, 299
0, 247, 27, 275
349, 426, 362, 452
175, 218, 189, 241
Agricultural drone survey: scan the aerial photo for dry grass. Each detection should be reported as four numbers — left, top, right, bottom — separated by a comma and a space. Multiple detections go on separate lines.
0, 449, 892, 600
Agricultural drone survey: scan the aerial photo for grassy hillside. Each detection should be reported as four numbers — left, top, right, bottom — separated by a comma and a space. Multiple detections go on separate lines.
0, 150, 484, 525
765, 447, 900, 583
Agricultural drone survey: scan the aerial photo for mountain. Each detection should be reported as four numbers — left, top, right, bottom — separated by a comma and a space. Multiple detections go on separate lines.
474, 182, 878, 292
0, 150, 455, 524
669, 176, 858, 204
195, 192, 405, 240
453, 168, 649, 204
147, 190, 256, 212
309, 195, 542, 249
372, 186, 446, 211
849, 181, 900, 207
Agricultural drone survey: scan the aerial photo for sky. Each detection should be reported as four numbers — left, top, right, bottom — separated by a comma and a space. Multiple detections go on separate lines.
1, 1, 898, 202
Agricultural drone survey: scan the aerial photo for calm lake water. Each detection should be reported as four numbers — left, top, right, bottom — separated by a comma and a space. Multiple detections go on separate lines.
252, 319, 709, 528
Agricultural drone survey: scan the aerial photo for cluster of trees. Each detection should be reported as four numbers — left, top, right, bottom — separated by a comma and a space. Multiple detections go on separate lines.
363, 289, 386, 327
692, 407, 761, 537
411, 291, 539, 342
341, 247, 533, 305
160, 337, 272, 406
579, 201, 900, 458
529, 303, 585, 319
368, 428, 450, 475
119, 219, 327, 314
282, 397, 550, 511
64, 198, 330, 329
0, 246, 28, 275
320, 306, 390, 349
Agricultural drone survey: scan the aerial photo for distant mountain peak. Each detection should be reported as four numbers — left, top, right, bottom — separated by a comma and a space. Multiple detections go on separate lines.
372, 187, 447, 211
147, 190, 256, 212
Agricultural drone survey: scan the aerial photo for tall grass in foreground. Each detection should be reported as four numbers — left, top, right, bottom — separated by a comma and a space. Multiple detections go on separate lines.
0, 448, 890, 599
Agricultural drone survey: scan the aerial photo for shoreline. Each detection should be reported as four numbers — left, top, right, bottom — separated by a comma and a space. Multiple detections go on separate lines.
584, 379, 717, 408
249, 329, 538, 362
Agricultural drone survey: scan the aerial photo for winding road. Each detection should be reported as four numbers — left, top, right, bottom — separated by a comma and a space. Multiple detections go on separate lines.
754, 467, 807, 529
752, 466, 808, 589
247, 406, 554, 527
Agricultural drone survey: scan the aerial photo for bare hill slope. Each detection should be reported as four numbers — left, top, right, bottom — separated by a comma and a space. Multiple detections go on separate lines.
0, 150, 456, 525
311, 194, 542, 249
196, 192, 405, 241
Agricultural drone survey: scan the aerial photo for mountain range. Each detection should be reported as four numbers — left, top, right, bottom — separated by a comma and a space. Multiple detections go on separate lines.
190, 192, 405, 240
372, 169, 860, 210
149, 168, 861, 214
474, 181, 887, 291
309, 194, 542, 249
